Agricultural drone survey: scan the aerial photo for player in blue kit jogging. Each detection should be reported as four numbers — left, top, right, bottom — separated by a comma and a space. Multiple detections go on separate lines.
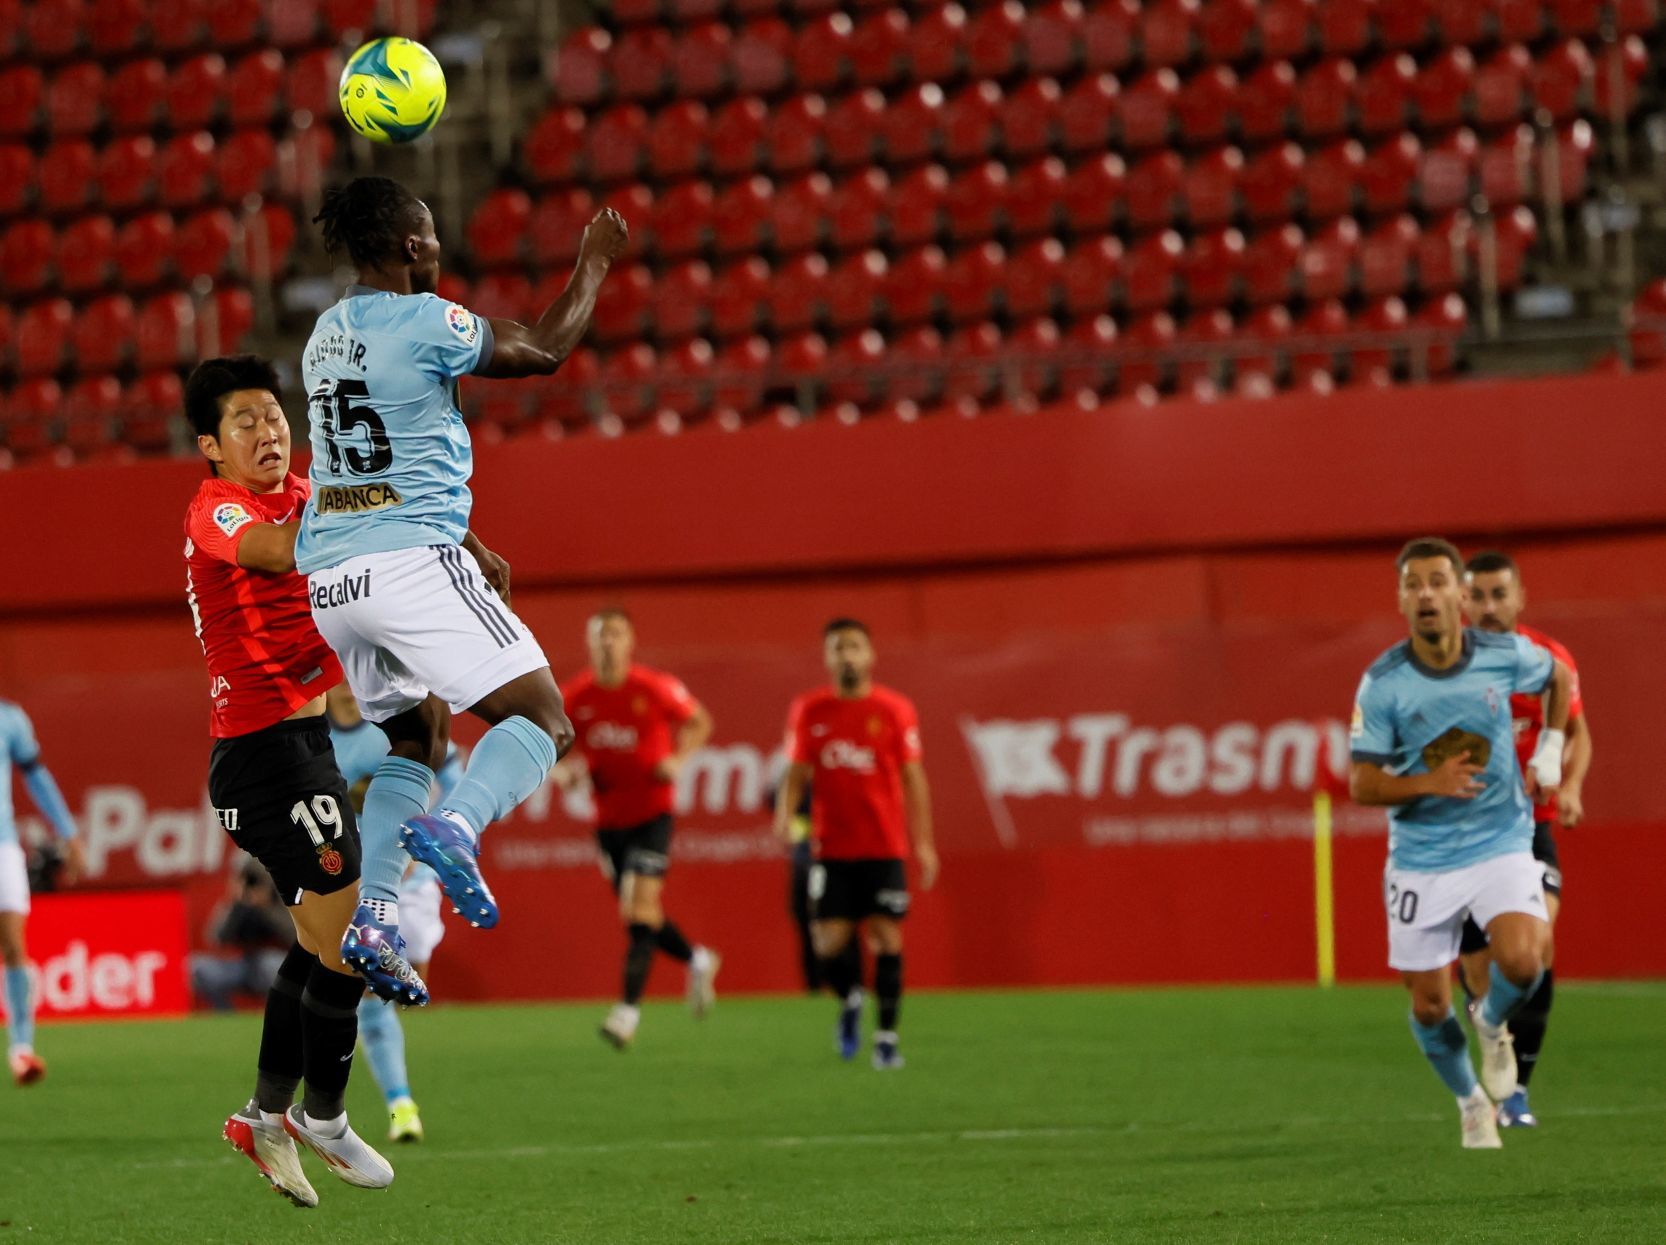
1348, 538, 1573, 1149
297, 177, 629, 999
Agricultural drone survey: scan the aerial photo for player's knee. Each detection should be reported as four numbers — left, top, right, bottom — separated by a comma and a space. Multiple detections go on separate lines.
1494, 944, 1542, 985
1410, 996, 1448, 1026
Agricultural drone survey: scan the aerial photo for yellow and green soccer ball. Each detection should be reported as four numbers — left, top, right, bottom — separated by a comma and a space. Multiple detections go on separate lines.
339, 37, 447, 144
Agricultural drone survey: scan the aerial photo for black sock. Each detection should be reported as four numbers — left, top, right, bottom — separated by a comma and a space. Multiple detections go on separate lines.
820, 944, 861, 1001
300, 963, 365, 1121
623, 922, 656, 1005
875, 953, 903, 1032
253, 943, 312, 1113
656, 919, 694, 963
1509, 968, 1554, 1088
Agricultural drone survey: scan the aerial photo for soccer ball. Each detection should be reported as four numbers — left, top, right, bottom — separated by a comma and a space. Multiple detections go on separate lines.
338, 37, 447, 144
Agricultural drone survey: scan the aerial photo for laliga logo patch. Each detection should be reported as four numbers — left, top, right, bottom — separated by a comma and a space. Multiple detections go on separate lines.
212, 503, 253, 538
445, 303, 479, 344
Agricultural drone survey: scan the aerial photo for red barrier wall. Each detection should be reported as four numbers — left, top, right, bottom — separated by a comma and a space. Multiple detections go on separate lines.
2, 374, 1663, 999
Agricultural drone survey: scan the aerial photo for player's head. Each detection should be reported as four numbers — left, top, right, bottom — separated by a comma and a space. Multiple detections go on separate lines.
314, 176, 440, 293
1464, 550, 1525, 634
1395, 537, 1465, 643
587, 608, 634, 677
185, 355, 288, 489
823, 618, 874, 693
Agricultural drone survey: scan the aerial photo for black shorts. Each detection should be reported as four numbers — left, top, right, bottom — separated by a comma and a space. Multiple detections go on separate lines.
208, 717, 361, 906
597, 814, 673, 889
810, 857, 910, 923
1459, 820, 1561, 953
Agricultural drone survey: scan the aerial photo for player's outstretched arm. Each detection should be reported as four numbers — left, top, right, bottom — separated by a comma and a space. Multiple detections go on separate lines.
235, 522, 301, 574
901, 761, 938, 891
478, 208, 630, 378
1559, 712, 1592, 827
1351, 752, 1483, 806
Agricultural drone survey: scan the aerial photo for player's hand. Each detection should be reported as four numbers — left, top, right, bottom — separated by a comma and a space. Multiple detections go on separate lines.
916, 843, 940, 892
467, 539, 512, 604
1424, 751, 1485, 799
654, 755, 684, 784
579, 208, 630, 266
1557, 784, 1585, 828
60, 838, 86, 887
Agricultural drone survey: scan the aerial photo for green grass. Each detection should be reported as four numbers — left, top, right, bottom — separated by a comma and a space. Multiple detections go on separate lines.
2, 984, 1663, 1243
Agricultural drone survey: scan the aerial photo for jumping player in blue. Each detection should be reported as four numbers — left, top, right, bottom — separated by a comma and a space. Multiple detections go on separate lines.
1349, 537, 1573, 1149
0, 699, 82, 1086
297, 177, 629, 1000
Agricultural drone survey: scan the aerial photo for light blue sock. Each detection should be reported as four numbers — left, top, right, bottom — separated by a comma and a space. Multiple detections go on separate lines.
4, 965, 34, 1051
1410, 1010, 1479, 1098
440, 717, 556, 839
1480, 961, 1544, 1028
360, 757, 434, 905
357, 996, 410, 1104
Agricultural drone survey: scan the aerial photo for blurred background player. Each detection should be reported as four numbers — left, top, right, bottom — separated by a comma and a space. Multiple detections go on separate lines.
184, 355, 395, 1202
190, 857, 291, 1011
1457, 550, 1593, 1128
0, 696, 83, 1086
295, 178, 627, 992
554, 609, 720, 1050
774, 620, 937, 1070
1349, 538, 1572, 1149
327, 682, 462, 1143
776, 784, 860, 994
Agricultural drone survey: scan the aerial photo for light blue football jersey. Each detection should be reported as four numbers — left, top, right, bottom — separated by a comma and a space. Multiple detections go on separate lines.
1350, 630, 1554, 872
0, 700, 39, 846
294, 287, 495, 574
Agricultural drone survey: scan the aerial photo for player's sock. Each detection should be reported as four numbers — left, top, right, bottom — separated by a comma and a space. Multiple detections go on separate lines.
1509, 968, 1554, 1088
820, 946, 860, 1001
3, 964, 34, 1054
253, 943, 312, 1113
655, 919, 694, 963
440, 716, 557, 839
357, 995, 410, 1105
623, 922, 657, 1006
874, 953, 903, 1032
300, 964, 365, 1122
1479, 961, 1544, 1029
361, 756, 434, 904
1410, 1009, 1479, 1099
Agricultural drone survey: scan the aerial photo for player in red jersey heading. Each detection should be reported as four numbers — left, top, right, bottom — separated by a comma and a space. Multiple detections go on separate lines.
556, 610, 719, 1049
774, 619, 937, 1070
1458, 551, 1594, 1128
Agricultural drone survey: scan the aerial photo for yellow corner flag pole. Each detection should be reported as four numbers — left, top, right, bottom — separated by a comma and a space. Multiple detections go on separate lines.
1313, 790, 1336, 988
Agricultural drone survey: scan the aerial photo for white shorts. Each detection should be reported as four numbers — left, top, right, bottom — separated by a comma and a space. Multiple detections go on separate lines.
399, 872, 446, 965
0, 841, 28, 915
308, 544, 548, 722
1385, 850, 1548, 972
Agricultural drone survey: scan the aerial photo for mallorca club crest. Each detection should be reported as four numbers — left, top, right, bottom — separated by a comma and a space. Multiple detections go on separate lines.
317, 844, 344, 876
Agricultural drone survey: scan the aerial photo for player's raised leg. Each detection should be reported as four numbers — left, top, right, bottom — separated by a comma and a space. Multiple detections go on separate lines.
1404, 968, 1498, 1149
1471, 910, 1547, 1102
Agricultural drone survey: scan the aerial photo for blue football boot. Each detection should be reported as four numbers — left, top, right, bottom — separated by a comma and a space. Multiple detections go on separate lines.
341, 905, 429, 1006
1498, 1088, 1538, 1128
835, 989, 864, 1061
399, 812, 498, 929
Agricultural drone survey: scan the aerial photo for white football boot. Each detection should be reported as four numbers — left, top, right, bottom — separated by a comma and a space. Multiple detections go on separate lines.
283, 1106, 394, 1190
223, 1107, 319, 1208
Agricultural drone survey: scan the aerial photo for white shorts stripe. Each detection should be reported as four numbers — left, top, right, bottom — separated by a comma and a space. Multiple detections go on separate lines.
436, 544, 513, 648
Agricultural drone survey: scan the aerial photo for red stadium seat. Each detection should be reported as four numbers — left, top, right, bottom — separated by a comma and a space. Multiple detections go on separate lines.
1060, 152, 1126, 234
0, 66, 44, 139
771, 171, 832, 253
611, 27, 673, 102
1358, 214, 1417, 297
672, 22, 732, 100
1487, 205, 1539, 290
238, 202, 295, 280
1295, 58, 1354, 140
56, 214, 114, 293
1007, 157, 1067, 238
648, 101, 709, 180
1413, 47, 1475, 132
766, 252, 829, 333
1549, 0, 1603, 36
1302, 138, 1363, 220
1183, 146, 1242, 229
524, 107, 586, 185
1242, 223, 1302, 304
1081, 0, 1139, 73
1239, 61, 1296, 145
1006, 238, 1065, 319
200, 285, 254, 357
1291, 298, 1348, 387
765, 94, 827, 175
599, 343, 659, 426
23, 0, 84, 61
1360, 133, 1420, 216
1176, 308, 1235, 389
1241, 142, 1303, 223
166, 53, 225, 131
825, 88, 884, 170
942, 81, 1003, 166
1475, 45, 1533, 129
709, 96, 769, 178
1060, 235, 1123, 316
1375, 0, 1432, 50
1551, 119, 1595, 203
468, 189, 531, 268
158, 131, 216, 209
471, 272, 533, 322
1059, 74, 1119, 155
880, 84, 943, 166
656, 337, 716, 425
1002, 78, 1060, 161
1140, 0, 1199, 69
266, 0, 318, 48
1123, 229, 1183, 311
16, 299, 73, 376
226, 50, 284, 128
1592, 36, 1650, 120
1419, 128, 1478, 215
828, 166, 888, 250
37, 141, 95, 215
1058, 314, 1117, 399
1258, 0, 1316, 59
1, 221, 54, 297
585, 105, 649, 184
1437, 0, 1490, 45
90, 0, 146, 57
217, 129, 277, 201
1351, 296, 1409, 383
825, 250, 887, 330
1125, 151, 1183, 231
46, 62, 104, 136
552, 28, 610, 107
792, 13, 851, 94
1119, 70, 1179, 151
122, 371, 185, 453
151, 0, 206, 53
206, 0, 261, 48
1355, 53, 1415, 138
1530, 39, 1592, 123
966, 1, 1025, 79
884, 246, 946, 326
1236, 303, 1291, 386
652, 180, 714, 259
1413, 292, 1467, 377
277, 124, 334, 203
114, 211, 172, 288
1482, 130, 1533, 210
890, 163, 947, 247
1119, 310, 1177, 392
1199, 0, 1255, 63
529, 187, 594, 266
712, 335, 770, 416
62, 374, 124, 460
96, 135, 155, 211
711, 176, 771, 256
906, 4, 965, 85
944, 162, 1007, 241
731, 18, 793, 95
1300, 216, 1359, 300
849, 7, 909, 88
1181, 227, 1245, 307
941, 322, 1003, 405
1416, 210, 1472, 294
652, 259, 712, 341
0, 145, 32, 216
823, 328, 883, 406
1024, 0, 1083, 78
287, 48, 343, 119
614, 0, 662, 26
884, 324, 944, 403
1006, 316, 1062, 402
103, 59, 166, 135
2, 378, 62, 463
710, 257, 771, 337
1175, 67, 1237, 148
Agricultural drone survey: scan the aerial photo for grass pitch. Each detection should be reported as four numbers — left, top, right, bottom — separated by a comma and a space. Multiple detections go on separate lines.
1, 984, 1662, 1243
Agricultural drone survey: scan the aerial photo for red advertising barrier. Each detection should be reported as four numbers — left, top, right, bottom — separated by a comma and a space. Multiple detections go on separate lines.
25, 890, 190, 1020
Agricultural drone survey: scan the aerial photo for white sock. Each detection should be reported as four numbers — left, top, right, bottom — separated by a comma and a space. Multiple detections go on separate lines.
844, 987, 864, 1009
440, 809, 479, 844
259, 1109, 285, 1129
303, 1110, 348, 1139
8, 1043, 33, 1060
611, 1004, 640, 1025
363, 898, 399, 925
691, 946, 713, 972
